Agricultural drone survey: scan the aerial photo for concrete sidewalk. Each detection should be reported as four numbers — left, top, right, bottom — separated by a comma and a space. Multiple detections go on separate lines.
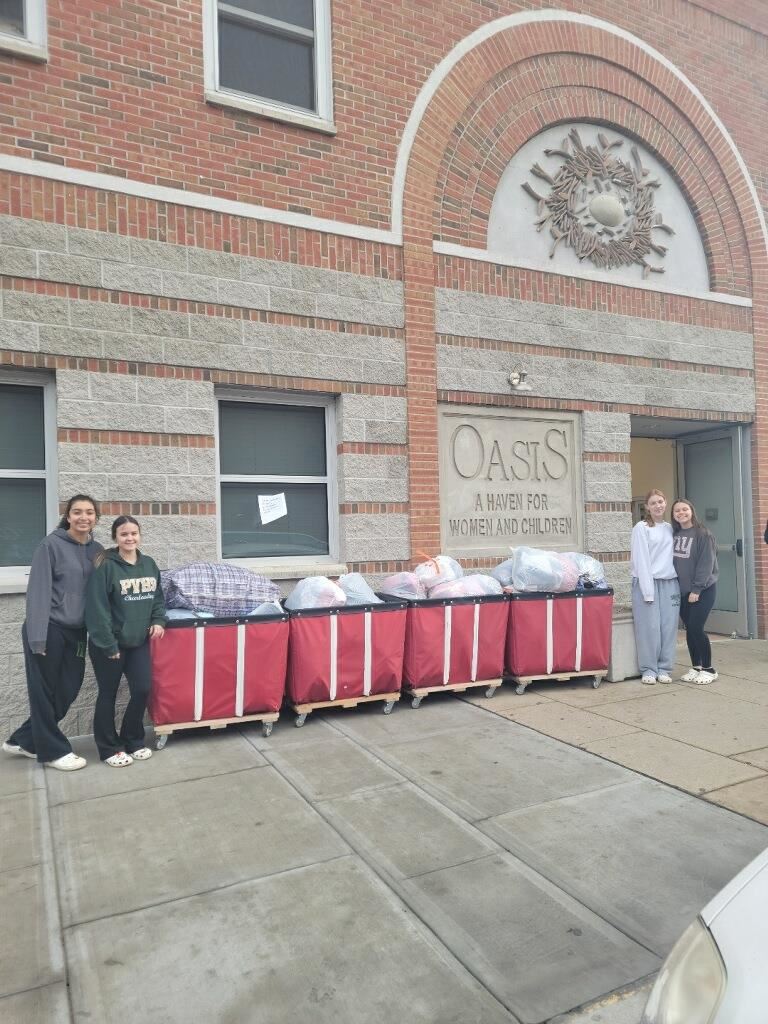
2, 638, 767, 1024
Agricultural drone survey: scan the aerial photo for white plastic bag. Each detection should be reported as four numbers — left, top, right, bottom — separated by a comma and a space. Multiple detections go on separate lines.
413, 554, 463, 593
510, 547, 565, 593
247, 600, 284, 616
285, 576, 346, 610
429, 574, 504, 599
490, 557, 516, 588
338, 572, 381, 606
378, 572, 427, 601
564, 552, 608, 589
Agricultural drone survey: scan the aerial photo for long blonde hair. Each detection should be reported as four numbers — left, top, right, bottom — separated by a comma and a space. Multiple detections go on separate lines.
642, 489, 666, 528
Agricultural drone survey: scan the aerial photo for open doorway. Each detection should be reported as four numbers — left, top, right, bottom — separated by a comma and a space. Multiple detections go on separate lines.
630, 418, 752, 637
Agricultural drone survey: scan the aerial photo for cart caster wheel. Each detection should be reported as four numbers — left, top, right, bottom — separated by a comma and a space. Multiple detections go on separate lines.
485, 686, 497, 699
262, 722, 273, 737
592, 676, 603, 689
411, 696, 423, 709
383, 700, 395, 715
295, 714, 307, 728
515, 685, 526, 695
155, 734, 168, 751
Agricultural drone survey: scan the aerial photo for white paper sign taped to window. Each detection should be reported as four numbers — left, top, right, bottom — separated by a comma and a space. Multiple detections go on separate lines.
258, 493, 287, 525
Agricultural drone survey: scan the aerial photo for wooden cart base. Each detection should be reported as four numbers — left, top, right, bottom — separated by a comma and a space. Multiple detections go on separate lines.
153, 711, 280, 748
507, 670, 605, 695
291, 691, 400, 727
404, 678, 502, 708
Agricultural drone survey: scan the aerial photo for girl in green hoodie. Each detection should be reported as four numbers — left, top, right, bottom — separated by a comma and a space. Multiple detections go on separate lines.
86, 516, 167, 766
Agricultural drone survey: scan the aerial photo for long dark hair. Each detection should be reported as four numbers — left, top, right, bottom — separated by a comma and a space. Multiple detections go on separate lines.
642, 489, 666, 528
58, 494, 100, 530
671, 497, 709, 534
95, 515, 141, 567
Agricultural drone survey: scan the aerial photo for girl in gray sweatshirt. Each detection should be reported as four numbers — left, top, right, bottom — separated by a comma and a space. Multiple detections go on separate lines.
672, 498, 719, 685
3, 495, 103, 770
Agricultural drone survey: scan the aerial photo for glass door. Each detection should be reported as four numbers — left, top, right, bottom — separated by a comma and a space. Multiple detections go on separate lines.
677, 428, 748, 636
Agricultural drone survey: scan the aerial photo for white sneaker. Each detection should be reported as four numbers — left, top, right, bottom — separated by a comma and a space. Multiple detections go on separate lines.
641, 674, 657, 685
2, 740, 36, 759
45, 752, 87, 771
657, 674, 673, 685
680, 668, 702, 682
694, 670, 718, 685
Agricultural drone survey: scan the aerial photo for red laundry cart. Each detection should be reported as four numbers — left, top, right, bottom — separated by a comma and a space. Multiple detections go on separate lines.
287, 601, 408, 726
505, 589, 613, 694
398, 595, 509, 707
149, 610, 289, 746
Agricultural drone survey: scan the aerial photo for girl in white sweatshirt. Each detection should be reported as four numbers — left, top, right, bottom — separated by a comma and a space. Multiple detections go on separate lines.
630, 489, 680, 685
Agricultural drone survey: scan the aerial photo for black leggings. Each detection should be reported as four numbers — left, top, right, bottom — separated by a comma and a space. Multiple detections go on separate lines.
679, 584, 716, 669
90, 641, 151, 760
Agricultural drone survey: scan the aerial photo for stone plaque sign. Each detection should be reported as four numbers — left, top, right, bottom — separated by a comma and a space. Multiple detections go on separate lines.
438, 407, 583, 557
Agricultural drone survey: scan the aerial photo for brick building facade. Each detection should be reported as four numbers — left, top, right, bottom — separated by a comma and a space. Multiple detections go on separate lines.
1, 1, 766, 736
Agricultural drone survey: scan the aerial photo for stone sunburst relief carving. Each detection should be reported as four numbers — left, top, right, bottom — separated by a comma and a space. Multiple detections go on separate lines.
522, 128, 675, 278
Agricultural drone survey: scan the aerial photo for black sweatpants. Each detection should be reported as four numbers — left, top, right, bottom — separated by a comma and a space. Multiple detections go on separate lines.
679, 584, 717, 670
8, 622, 87, 763
89, 641, 152, 760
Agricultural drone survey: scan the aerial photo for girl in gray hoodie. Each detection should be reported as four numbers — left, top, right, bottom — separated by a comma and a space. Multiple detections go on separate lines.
2, 495, 103, 771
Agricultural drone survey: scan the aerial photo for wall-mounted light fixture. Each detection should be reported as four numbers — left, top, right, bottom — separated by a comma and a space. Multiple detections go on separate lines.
508, 369, 532, 392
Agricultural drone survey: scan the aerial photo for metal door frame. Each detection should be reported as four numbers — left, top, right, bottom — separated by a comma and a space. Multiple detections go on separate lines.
675, 425, 750, 637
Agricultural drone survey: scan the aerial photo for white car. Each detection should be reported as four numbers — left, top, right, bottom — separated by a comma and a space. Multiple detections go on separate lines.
641, 846, 768, 1023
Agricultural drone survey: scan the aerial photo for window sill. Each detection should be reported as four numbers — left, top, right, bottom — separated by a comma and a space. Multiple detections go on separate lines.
225, 559, 347, 580
0, 572, 30, 594
0, 35, 47, 61
205, 89, 337, 135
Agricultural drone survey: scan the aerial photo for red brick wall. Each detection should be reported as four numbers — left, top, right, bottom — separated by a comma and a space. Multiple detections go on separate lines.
0, 2, 765, 227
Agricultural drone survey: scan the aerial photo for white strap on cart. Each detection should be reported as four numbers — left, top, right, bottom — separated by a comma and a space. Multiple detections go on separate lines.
471, 603, 480, 681
575, 597, 583, 672
194, 628, 205, 721
329, 615, 338, 701
235, 623, 246, 717
443, 605, 452, 685
546, 599, 554, 675
363, 611, 372, 696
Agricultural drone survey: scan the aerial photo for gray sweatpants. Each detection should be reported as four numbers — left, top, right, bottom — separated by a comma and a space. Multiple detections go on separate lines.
631, 577, 680, 676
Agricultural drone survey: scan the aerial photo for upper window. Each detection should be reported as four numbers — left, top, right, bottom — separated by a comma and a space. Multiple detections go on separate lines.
203, 0, 334, 132
0, 376, 56, 569
217, 393, 337, 563
0, 0, 47, 60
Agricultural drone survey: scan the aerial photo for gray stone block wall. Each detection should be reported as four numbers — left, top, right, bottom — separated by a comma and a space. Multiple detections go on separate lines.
2, 293, 406, 387
0, 215, 405, 328
340, 514, 411, 562
338, 394, 408, 443
582, 413, 632, 454
436, 288, 754, 370
57, 370, 216, 435
582, 461, 632, 503
338, 455, 408, 503
437, 344, 755, 415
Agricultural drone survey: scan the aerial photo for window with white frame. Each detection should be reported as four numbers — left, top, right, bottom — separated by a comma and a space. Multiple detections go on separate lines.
0, 0, 47, 60
217, 394, 336, 561
204, 0, 334, 128
0, 376, 56, 568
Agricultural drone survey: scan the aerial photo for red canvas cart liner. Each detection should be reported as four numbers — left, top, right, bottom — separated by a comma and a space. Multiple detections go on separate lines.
286, 601, 408, 705
149, 612, 289, 727
392, 594, 509, 689
505, 589, 613, 679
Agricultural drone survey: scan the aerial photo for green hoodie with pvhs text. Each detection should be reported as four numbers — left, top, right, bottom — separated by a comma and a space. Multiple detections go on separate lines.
85, 549, 167, 657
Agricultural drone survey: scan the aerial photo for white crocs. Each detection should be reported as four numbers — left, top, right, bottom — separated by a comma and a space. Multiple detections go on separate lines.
104, 751, 133, 767
680, 668, 702, 682
130, 747, 152, 761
